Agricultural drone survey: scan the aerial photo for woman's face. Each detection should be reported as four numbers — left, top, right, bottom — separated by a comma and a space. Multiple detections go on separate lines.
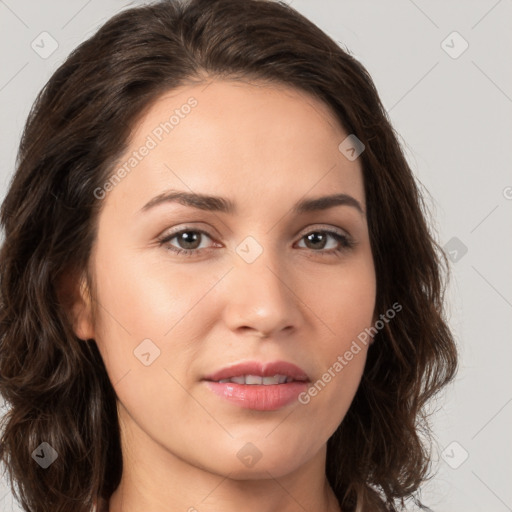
79, 79, 376, 480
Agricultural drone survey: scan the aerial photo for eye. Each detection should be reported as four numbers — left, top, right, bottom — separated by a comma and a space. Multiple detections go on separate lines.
158, 228, 216, 257
295, 229, 354, 256
157, 226, 355, 258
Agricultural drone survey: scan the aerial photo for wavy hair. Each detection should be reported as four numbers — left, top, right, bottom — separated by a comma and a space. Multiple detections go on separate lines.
0, 0, 457, 510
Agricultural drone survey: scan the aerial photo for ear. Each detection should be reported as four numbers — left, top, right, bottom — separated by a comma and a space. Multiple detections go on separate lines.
57, 268, 95, 341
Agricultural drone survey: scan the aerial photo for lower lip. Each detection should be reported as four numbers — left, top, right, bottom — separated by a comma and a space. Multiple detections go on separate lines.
203, 381, 309, 411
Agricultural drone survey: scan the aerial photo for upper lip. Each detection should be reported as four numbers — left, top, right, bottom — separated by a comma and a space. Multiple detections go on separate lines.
203, 360, 310, 382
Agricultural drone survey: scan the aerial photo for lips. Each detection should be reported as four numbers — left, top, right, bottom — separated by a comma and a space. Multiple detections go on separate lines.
202, 360, 310, 383
202, 361, 310, 411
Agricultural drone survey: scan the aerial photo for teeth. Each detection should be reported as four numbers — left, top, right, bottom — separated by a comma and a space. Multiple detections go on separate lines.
245, 375, 263, 385
217, 374, 292, 385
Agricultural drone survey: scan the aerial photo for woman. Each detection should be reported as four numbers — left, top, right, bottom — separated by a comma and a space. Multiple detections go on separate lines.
0, 0, 457, 510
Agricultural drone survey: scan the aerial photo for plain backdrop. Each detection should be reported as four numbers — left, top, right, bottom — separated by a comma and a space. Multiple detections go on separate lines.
1, 1, 511, 511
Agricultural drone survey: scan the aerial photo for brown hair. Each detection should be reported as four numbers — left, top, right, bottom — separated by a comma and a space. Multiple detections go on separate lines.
0, 0, 457, 510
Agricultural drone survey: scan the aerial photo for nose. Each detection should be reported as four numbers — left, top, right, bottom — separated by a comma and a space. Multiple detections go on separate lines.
221, 247, 304, 339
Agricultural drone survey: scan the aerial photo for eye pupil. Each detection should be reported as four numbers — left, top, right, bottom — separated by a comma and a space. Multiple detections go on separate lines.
305, 232, 326, 250
179, 231, 201, 249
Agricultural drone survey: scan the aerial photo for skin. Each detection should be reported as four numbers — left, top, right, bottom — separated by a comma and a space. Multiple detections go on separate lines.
71, 79, 376, 512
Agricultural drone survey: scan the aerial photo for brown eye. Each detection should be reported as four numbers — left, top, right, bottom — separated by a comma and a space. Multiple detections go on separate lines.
171, 231, 203, 250
158, 229, 215, 257
297, 230, 354, 255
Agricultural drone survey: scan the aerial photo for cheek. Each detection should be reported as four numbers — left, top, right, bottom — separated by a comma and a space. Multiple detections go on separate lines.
303, 250, 376, 345
296, 255, 375, 428
89, 236, 217, 389
90, 246, 213, 438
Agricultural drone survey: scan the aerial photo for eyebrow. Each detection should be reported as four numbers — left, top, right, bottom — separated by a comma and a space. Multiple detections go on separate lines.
140, 190, 365, 216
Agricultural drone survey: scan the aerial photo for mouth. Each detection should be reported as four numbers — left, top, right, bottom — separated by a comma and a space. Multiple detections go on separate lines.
213, 374, 301, 385
203, 360, 310, 383
202, 360, 310, 411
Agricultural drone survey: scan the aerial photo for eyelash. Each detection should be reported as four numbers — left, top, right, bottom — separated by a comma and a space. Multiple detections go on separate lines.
157, 226, 355, 258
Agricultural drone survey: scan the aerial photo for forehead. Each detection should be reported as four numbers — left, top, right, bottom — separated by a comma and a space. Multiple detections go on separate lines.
108, 78, 365, 214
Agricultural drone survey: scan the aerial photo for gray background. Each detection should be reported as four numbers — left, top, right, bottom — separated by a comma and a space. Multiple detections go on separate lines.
1, 1, 511, 511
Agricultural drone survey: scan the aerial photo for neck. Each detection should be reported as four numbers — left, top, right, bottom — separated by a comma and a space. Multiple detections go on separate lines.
108, 475, 340, 512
